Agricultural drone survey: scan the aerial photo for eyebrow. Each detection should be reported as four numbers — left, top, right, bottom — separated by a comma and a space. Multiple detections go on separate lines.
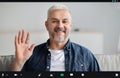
50, 18, 58, 20
49, 18, 69, 21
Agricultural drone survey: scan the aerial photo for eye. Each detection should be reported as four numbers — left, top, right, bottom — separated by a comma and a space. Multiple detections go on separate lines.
63, 20, 69, 24
52, 21, 57, 23
51, 20, 58, 23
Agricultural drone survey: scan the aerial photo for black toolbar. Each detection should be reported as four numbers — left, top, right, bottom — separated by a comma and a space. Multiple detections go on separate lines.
0, 72, 120, 78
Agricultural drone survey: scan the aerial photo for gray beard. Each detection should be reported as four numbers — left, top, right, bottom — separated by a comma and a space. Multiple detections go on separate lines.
50, 33, 69, 43
54, 36, 65, 43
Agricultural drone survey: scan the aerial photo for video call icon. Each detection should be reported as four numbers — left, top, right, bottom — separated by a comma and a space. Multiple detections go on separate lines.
2, 73, 4, 77
14, 73, 18, 76
70, 73, 74, 77
38, 73, 41, 77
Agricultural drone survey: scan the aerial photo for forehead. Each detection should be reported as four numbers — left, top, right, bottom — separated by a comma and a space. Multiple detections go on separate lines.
48, 9, 72, 20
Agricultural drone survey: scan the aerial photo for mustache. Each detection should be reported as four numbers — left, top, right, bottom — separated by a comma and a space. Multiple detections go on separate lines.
54, 27, 66, 33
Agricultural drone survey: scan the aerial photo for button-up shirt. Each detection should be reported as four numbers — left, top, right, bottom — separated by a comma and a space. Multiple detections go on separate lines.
21, 39, 100, 71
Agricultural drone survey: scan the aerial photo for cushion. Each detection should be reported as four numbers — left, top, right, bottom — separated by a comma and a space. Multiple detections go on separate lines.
95, 53, 120, 71
0, 55, 15, 71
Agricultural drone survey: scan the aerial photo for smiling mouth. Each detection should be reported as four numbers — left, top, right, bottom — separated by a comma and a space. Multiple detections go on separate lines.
54, 27, 65, 33
55, 30, 65, 33
55, 31, 66, 37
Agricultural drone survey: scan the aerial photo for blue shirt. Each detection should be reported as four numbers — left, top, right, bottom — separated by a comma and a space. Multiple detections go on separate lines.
22, 39, 100, 71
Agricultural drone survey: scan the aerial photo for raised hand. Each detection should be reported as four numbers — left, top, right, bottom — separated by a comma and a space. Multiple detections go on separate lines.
15, 30, 35, 64
10, 30, 35, 71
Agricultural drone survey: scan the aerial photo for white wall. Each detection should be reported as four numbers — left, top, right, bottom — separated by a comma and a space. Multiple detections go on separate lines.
0, 31, 103, 55
0, 2, 120, 54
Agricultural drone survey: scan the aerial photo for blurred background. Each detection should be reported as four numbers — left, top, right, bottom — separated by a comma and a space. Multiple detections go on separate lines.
0, 2, 120, 55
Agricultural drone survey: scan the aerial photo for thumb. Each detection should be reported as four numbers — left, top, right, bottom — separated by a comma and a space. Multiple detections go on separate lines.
29, 44, 36, 52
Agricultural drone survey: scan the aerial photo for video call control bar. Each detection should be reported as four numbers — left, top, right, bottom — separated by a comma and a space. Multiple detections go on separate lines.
0, 72, 120, 78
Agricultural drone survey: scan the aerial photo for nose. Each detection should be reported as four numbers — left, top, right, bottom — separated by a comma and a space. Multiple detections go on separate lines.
57, 21, 64, 28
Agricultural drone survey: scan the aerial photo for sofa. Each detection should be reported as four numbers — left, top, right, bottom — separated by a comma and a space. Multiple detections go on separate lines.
0, 53, 120, 71
95, 53, 120, 71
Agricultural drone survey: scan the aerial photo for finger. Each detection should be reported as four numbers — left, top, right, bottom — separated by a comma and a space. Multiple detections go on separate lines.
29, 44, 35, 52
21, 30, 25, 43
15, 35, 19, 56
18, 30, 21, 44
25, 32, 30, 44
15, 35, 18, 47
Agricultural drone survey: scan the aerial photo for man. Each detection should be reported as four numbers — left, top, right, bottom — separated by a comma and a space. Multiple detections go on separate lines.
10, 4, 100, 71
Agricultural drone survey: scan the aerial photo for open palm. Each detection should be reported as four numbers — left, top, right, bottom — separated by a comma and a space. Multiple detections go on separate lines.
15, 30, 35, 64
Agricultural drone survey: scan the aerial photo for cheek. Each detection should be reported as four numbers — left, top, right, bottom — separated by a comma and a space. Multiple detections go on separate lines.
47, 26, 54, 33
66, 26, 72, 32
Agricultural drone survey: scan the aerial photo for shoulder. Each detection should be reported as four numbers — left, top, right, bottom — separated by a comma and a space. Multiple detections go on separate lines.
70, 42, 95, 57
70, 42, 91, 53
34, 42, 46, 51
29, 42, 47, 59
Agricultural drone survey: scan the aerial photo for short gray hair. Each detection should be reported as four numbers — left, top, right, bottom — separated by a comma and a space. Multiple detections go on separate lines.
47, 4, 71, 18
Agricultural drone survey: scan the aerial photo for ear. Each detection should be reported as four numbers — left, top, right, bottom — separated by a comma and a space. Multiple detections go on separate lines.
45, 21, 49, 31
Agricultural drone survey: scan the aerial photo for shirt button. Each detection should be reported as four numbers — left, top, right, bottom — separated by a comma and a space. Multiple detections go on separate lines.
47, 66, 49, 69
81, 64, 84, 67
48, 53, 51, 56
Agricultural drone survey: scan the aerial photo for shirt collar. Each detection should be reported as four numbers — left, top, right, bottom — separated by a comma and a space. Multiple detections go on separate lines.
45, 39, 71, 50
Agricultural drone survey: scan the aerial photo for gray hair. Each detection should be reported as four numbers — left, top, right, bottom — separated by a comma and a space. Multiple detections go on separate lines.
47, 4, 71, 18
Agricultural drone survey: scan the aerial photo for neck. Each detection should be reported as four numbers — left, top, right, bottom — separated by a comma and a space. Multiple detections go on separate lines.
49, 39, 68, 50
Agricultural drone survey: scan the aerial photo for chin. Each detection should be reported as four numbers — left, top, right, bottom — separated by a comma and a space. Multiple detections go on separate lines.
54, 37, 65, 43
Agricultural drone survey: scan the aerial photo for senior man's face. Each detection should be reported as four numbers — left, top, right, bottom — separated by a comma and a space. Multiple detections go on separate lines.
45, 9, 72, 43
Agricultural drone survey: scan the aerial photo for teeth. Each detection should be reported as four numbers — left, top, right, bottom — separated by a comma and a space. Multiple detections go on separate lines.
57, 31, 63, 32
54, 27, 65, 33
